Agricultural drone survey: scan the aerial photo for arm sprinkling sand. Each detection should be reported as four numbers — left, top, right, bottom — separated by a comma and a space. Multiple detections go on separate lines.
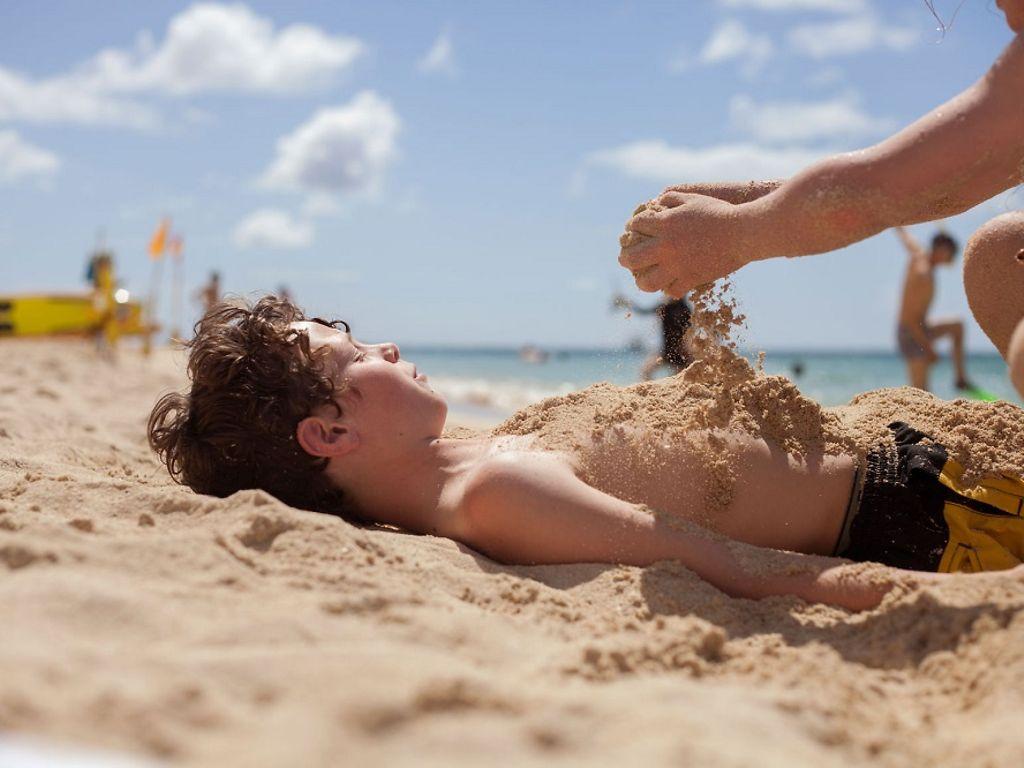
621, 37, 1024, 295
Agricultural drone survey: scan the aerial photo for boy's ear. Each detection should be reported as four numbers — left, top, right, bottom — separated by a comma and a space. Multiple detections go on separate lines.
296, 416, 360, 459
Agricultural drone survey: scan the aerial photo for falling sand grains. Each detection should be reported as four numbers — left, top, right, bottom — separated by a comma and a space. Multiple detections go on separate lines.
496, 280, 1024, 515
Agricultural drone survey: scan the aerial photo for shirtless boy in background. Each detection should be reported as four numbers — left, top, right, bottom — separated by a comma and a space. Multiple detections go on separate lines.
894, 228, 970, 392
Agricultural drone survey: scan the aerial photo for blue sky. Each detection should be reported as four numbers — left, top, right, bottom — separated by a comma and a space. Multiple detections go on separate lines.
0, 0, 1018, 350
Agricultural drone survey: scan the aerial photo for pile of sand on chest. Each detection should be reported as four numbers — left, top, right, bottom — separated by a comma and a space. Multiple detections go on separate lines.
495, 282, 1024, 497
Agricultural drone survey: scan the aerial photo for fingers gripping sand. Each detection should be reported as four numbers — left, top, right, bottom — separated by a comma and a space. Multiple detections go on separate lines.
3, 338, 1024, 766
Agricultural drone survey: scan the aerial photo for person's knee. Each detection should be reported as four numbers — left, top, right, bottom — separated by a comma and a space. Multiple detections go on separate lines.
963, 211, 1024, 357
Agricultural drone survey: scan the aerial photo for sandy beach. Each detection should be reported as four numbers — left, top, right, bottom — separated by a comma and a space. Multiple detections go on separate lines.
3, 338, 1024, 767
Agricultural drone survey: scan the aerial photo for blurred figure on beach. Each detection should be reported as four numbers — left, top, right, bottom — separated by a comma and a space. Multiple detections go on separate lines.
85, 248, 118, 358
894, 228, 971, 392
518, 344, 549, 364
196, 271, 221, 314
614, 293, 693, 379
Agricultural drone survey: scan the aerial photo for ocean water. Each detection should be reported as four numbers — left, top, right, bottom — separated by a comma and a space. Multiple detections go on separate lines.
405, 346, 1021, 425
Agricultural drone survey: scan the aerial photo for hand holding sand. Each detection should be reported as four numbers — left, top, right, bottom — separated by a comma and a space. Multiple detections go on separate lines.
618, 191, 758, 296
619, 34, 1023, 296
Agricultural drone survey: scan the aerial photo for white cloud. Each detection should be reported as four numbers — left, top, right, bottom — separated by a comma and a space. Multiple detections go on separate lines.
0, 68, 158, 128
233, 208, 313, 250
730, 93, 896, 143
694, 20, 775, 75
0, 130, 59, 184
585, 140, 825, 183
789, 16, 918, 58
80, 3, 365, 95
259, 91, 400, 195
418, 28, 457, 76
0, 3, 365, 128
717, 0, 866, 12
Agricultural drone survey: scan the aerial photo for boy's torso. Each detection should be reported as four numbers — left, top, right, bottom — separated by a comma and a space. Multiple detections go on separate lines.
899, 262, 935, 329
457, 427, 854, 556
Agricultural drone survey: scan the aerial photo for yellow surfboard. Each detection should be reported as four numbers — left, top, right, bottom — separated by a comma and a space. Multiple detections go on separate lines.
0, 293, 150, 337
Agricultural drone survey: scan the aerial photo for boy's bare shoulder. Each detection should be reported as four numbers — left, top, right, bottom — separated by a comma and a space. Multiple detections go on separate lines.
458, 449, 575, 514
466, 449, 572, 493
437, 449, 570, 543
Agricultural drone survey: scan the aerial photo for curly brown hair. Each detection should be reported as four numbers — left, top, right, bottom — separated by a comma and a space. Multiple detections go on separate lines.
148, 295, 361, 520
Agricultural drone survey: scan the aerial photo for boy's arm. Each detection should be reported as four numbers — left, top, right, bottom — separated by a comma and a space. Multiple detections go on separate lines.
453, 455, 899, 612
894, 227, 926, 264
611, 294, 658, 315
621, 38, 1024, 294
748, 36, 1024, 255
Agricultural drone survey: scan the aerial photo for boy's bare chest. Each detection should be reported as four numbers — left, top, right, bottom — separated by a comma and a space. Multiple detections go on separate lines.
902, 269, 935, 315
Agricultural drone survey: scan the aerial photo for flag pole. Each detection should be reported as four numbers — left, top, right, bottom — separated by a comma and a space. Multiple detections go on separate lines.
144, 217, 170, 355
169, 235, 184, 341
145, 260, 163, 356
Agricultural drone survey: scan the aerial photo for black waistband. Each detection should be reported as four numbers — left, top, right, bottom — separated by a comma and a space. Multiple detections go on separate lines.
833, 422, 951, 571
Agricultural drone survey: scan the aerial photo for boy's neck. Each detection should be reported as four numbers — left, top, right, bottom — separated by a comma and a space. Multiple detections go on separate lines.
328, 436, 490, 533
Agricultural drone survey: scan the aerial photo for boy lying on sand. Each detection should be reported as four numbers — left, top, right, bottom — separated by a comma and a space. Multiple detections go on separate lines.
149, 297, 1024, 613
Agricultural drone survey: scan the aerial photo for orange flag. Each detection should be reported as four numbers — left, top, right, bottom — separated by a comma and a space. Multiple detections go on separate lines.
148, 218, 170, 260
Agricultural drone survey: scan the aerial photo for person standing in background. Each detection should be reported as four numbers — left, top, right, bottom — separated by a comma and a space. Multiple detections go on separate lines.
85, 249, 118, 358
894, 228, 972, 392
614, 294, 693, 380
197, 271, 221, 314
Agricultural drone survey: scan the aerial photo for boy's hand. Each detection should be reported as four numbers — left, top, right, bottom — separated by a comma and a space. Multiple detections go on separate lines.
618, 192, 757, 296
803, 565, 892, 612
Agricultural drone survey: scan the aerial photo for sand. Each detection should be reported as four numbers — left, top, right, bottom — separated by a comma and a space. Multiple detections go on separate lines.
4, 337, 1024, 767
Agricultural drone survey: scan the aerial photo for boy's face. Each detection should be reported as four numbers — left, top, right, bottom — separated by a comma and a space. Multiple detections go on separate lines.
997, 0, 1024, 32
295, 321, 447, 443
